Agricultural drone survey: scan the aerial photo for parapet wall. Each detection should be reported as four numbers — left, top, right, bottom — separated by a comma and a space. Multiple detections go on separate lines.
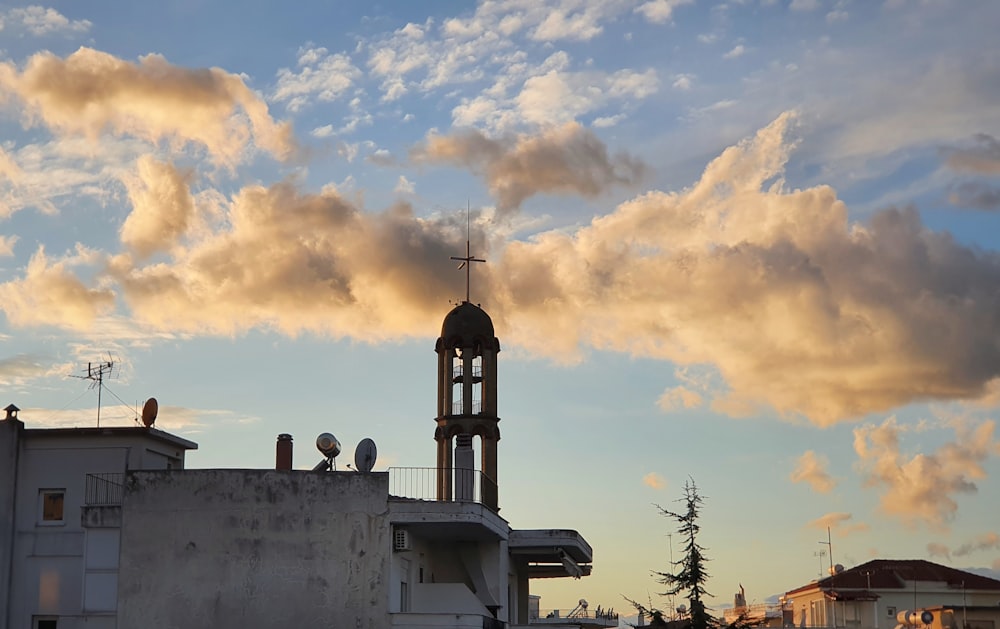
118, 469, 391, 629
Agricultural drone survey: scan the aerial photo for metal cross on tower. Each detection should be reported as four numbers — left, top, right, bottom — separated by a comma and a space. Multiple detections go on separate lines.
450, 208, 485, 303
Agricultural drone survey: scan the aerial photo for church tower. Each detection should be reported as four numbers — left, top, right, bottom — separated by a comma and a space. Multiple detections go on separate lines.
435, 233, 501, 510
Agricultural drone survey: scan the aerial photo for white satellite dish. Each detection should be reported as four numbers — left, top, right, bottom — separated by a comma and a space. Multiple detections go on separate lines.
354, 438, 377, 472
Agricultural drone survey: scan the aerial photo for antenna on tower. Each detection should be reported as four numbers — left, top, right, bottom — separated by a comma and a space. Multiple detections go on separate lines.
70, 353, 117, 427
450, 201, 485, 303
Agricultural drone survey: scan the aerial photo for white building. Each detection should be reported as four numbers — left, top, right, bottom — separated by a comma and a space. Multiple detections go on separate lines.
0, 404, 197, 629
112, 299, 614, 628
783, 559, 1000, 629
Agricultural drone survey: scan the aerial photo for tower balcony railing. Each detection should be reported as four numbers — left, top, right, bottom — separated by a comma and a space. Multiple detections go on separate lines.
452, 365, 484, 380
85, 472, 125, 506
451, 400, 484, 415
389, 467, 496, 507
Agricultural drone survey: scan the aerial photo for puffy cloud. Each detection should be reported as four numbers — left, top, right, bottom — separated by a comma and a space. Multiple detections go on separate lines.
11, 113, 1000, 426
0, 245, 115, 330
0, 47, 296, 166
411, 123, 646, 214
723, 45, 746, 59
643, 472, 667, 489
490, 112, 1000, 422
119, 157, 197, 258
2, 6, 91, 36
107, 182, 475, 339
272, 46, 362, 112
790, 450, 836, 493
806, 512, 869, 537
853, 417, 1000, 530
635, 0, 693, 24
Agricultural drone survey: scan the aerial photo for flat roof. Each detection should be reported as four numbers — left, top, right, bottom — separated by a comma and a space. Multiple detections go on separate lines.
23, 425, 198, 450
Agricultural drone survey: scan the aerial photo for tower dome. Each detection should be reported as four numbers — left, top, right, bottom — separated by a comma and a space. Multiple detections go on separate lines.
440, 301, 496, 348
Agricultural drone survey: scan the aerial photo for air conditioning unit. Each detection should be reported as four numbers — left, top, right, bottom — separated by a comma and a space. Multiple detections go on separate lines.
393, 528, 411, 551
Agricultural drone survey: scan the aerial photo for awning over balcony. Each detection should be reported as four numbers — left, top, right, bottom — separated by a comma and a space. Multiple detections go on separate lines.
509, 529, 593, 579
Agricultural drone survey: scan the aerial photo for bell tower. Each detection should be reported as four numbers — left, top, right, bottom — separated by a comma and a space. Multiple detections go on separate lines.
435, 228, 500, 510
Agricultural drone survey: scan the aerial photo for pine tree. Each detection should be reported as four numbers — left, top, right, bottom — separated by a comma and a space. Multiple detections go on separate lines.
653, 479, 712, 629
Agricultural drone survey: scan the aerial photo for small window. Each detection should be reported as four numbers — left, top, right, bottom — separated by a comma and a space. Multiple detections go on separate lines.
887, 607, 897, 618
39, 490, 64, 524
34, 617, 58, 629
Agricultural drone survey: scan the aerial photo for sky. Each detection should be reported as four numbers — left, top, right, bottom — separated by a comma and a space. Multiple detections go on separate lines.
1, 0, 1000, 621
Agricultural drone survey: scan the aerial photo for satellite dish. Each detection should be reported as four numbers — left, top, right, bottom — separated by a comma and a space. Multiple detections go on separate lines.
354, 438, 377, 473
141, 398, 158, 427
316, 433, 341, 458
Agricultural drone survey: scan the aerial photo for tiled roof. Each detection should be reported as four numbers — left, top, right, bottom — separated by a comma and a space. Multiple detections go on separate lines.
786, 559, 1000, 596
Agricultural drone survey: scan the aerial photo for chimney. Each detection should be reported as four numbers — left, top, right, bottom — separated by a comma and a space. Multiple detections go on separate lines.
276, 433, 293, 470
3, 404, 19, 422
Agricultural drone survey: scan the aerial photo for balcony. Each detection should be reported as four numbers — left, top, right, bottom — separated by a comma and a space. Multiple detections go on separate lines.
389, 467, 496, 507
85, 473, 124, 506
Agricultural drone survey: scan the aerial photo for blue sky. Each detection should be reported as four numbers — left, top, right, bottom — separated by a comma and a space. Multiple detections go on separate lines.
2, 0, 1000, 617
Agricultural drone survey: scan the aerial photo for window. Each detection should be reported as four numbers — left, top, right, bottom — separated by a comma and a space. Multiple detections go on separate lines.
39, 490, 64, 524
887, 607, 897, 618
34, 617, 57, 629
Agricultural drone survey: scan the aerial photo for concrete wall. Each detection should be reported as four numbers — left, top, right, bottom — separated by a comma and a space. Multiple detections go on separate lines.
118, 470, 391, 629
0, 418, 21, 629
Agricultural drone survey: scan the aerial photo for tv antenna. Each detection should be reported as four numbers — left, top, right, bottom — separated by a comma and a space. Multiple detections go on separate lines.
71, 354, 117, 427
450, 202, 484, 303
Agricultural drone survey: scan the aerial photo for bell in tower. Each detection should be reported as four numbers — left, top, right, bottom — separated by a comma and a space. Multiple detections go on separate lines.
434, 300, 501, 510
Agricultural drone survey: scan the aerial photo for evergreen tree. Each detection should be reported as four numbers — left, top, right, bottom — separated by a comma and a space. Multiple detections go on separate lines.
628, 479, 756, 629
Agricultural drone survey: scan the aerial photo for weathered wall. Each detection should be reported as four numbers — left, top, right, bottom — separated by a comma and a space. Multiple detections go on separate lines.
118, 470, 391, 629
0, 418, 20, 629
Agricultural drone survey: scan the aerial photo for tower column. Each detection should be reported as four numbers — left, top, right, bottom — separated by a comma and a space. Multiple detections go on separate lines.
436, 433, 453, 500
481, 432, 498, 510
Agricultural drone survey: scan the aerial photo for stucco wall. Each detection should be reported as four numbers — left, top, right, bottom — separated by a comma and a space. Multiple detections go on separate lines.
117, 470, 391, 629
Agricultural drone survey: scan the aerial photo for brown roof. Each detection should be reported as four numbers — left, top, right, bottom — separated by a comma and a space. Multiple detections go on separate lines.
787, 560, 1000, 596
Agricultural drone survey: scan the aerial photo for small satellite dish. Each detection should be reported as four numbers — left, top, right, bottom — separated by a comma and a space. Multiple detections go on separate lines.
316, 433, 341, 458
141, 398, 158, 427
354, 438, 377, 473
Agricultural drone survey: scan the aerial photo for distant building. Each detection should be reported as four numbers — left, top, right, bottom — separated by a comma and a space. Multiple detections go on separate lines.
783, 559, 1000, 629
0, 404, 197, 629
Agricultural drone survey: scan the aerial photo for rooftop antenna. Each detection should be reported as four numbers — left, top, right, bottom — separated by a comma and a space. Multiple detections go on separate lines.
70, 354, 117, 427
450, 201, 484, 303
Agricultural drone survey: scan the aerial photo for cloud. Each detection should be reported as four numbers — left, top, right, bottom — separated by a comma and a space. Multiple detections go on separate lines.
723, 45, 745, 59
411, 123, 646, 214
272, 46, 362, 112
0, 245, 115, 330
394, 176, 415, 195
635, 0, 694, 24
119, 157, 197, 258
14, 403, 257, 431
953, 532, 1000, 557
790, 450, 836, 493
658, 386, 703, 411
806, 512, 869, 537
944, 134, 1000, 175
947, 182, 1000, 211
2, 6, 91, 36
926, 542, 951, 560
0, 47, 296, 166
10, 113, 1000, 426
0, 235, 17, 256
853, 417, 1000, 530
643, 472, 667, 489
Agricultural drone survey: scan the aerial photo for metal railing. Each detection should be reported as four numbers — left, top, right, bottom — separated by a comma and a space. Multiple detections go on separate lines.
85, 473, 124, 506
451, 400, 484, 415
389, 467, 496, 507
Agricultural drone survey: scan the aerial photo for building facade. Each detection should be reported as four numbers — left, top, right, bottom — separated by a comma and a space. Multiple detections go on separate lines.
783, 559, 1000, 629
0, 404, 196, 629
